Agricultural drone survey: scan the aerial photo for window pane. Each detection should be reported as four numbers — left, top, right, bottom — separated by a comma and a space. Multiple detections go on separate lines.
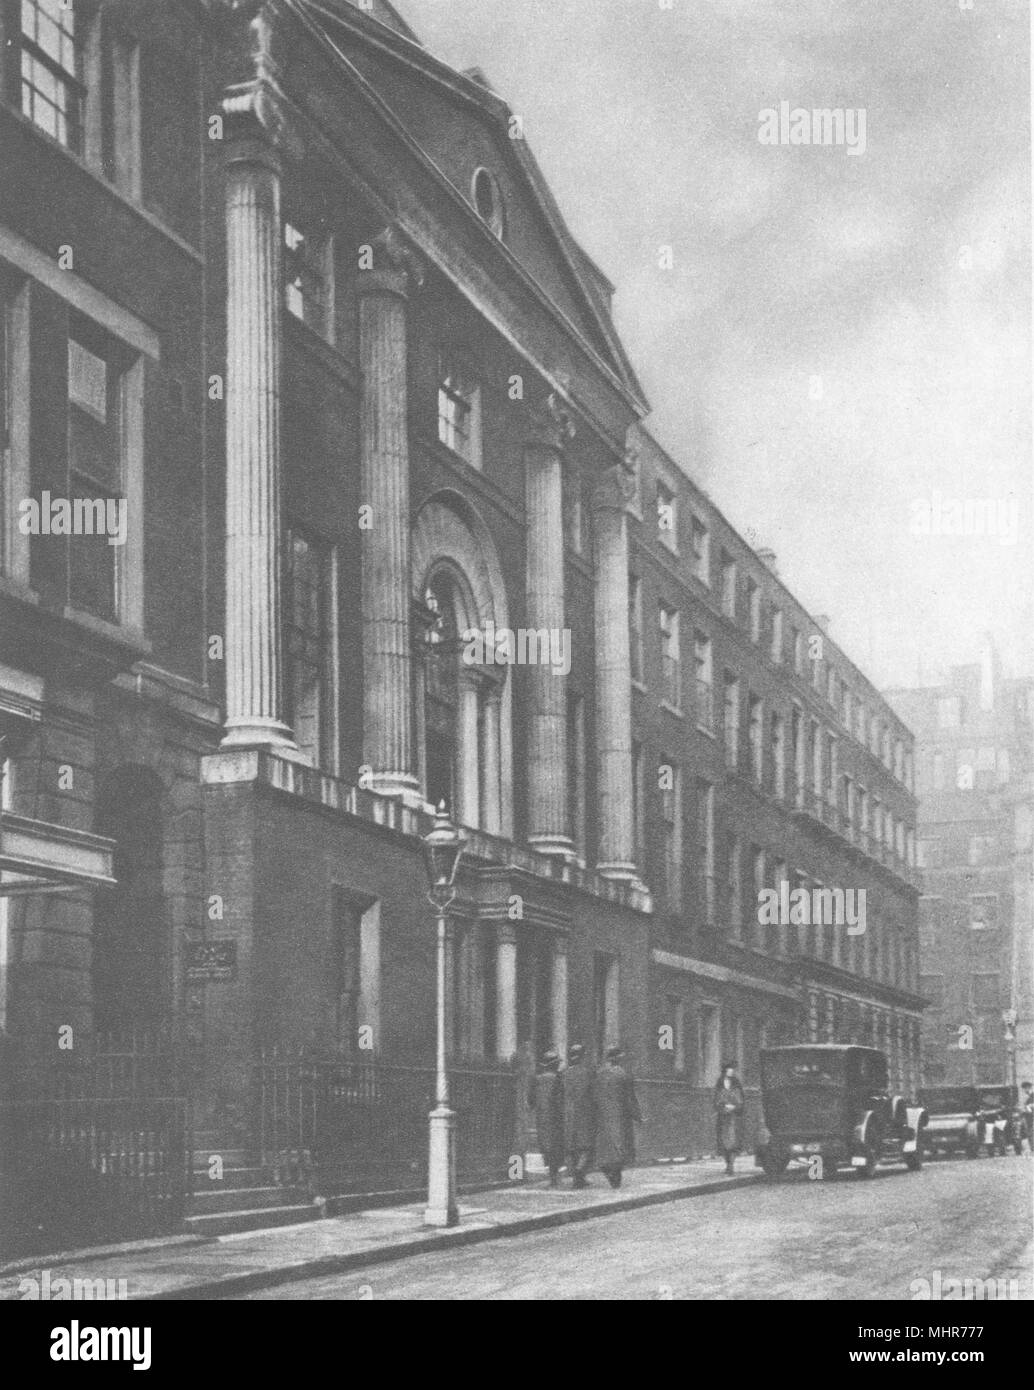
68, 485, 117, 620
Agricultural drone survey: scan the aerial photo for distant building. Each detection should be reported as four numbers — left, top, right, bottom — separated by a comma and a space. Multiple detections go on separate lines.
888, 642, 1034, 1089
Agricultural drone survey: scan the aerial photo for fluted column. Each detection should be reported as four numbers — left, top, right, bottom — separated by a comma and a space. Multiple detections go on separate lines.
551, 935, 568, 1058
221, 132, 295, 751
495, 923, 518, 1060
358, 229, 423, 799
524, 393, 574, 858
457, 673, 481, 829
480, 682, 502, 835
592, 445, 640, 880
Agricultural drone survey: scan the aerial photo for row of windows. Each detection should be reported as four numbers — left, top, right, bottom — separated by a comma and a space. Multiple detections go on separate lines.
926, 745, 1013, 791
630, 567, 913, 797
629, 753, 917, 988
919, 973, 1001, 1010
917, 835, 1002, 868
627, 596, 916, 871
643, 490, 913, 792
12, 0, 141, 197
919, 892, 1000, 930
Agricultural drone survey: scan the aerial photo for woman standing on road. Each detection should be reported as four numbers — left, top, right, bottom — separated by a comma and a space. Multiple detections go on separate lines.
713, 1061, 746, 1175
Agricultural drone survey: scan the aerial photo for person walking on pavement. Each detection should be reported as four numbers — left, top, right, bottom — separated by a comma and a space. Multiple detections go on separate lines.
563, 1042, 595, 1188
527, 1048, 565, 1186
594, 1045, 642, 1189
714, 1060, 746, 1174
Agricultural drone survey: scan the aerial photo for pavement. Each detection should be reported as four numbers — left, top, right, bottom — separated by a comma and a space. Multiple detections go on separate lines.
0, 1159, 757, 1301
237, 1154, 1034, 1301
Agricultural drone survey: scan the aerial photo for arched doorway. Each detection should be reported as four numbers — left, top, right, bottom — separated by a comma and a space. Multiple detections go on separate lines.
412, 493, 512, 837
93, 767, 167, 1035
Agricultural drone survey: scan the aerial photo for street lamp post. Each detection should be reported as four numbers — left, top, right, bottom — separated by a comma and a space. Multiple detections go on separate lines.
421, 802, 466, 1228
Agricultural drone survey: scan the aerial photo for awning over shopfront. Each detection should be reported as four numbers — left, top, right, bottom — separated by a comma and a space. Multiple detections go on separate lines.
0, 812, 116, 896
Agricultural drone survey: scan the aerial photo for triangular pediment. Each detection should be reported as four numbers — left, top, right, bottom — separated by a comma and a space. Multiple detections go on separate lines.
298, 1, 644, 402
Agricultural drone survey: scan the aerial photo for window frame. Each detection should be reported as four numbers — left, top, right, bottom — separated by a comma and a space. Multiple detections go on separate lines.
436, 353, 482, 469
283, 215, 335, 344
659, 601, 681, 712
284, 523, 340, 774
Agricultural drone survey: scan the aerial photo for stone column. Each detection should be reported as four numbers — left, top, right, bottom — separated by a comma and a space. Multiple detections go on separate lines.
592, 444, 640, 881
551, 935, 568, 1058
457, 674, 481, 829
358, 228, 423, 799
524, 393, 574, 859
221, 129, 295, 751
495, 922, 518, 1060
480, 682, 502, 835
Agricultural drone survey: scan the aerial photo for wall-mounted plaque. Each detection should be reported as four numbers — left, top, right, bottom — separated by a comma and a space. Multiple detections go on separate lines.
185, 940, 237, 981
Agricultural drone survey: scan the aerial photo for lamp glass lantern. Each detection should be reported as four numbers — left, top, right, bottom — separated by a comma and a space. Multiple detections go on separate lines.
422, 801, 466, 906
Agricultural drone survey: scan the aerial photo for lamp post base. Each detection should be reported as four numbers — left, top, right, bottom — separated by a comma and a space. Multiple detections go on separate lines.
424, 1104, 459, 1227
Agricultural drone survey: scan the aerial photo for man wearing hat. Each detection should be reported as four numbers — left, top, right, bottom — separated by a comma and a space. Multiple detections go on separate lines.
594, 1045, 642, 1189
527, 1049, 565, 1186
563, 1043, 596, 1187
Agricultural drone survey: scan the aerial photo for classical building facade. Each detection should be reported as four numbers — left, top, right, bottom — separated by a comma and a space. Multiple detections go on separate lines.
888, 645, 1034, 1089
0, 0, 922, 1174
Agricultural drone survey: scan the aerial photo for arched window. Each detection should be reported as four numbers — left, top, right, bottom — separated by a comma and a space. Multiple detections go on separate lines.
93, 768, 166, 1035
412, 495, 512, 838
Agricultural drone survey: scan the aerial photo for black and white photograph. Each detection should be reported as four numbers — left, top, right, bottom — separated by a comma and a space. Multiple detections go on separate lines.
0, 0, 1031, 1337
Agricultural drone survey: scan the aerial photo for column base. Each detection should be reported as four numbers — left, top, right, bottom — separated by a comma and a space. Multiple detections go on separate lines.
528, 834, 577, 862
220, 719, 302, 758
424, 1104, 458, 1228
597, 861, 649, 892
366, 771, 422, 803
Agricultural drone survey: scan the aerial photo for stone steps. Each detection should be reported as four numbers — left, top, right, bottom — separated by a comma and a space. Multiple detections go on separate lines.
185, 1145, 322, 1236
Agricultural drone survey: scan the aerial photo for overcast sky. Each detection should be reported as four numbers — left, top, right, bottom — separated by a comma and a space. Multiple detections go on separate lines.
398, 0, 1031, 689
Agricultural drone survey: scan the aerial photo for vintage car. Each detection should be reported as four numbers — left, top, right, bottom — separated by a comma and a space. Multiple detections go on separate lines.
756, 1044, 926, 1180
917, 1086, 986, 1158
975, 1084, 1021, 1156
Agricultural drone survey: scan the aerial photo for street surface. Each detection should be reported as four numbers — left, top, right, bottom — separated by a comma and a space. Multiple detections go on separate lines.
236, 1156, 1032, 1301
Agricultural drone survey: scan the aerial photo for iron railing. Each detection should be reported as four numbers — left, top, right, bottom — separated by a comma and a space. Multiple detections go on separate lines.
253, 1048, 521, 1194
0, 1031, 189, 1261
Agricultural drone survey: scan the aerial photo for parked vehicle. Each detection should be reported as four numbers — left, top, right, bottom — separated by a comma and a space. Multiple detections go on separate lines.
975, 1085, 1020, 1156
918, 1086, 985, 1159
756, 1045, 926, 1181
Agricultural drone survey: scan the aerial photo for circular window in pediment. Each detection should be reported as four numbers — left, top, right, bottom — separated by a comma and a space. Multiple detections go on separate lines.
472, 167, 505, 239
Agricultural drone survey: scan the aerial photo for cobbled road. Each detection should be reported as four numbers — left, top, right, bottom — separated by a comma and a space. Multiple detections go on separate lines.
235, 1155, 1032, 1300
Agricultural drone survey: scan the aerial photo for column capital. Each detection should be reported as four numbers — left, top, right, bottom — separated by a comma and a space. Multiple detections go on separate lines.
496, 920, 519, 948
357, 225, 426, 300
221, 79, 304, 163
526, 388, 576, 455
592, 460, 637, 514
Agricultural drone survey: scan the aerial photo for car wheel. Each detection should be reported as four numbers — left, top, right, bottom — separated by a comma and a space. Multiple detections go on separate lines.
760, 1151, 788, 1179
858, 1139, 880, 1178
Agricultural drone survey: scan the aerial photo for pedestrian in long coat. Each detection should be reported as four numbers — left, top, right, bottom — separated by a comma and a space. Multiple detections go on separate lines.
563, 1043, 595, 1187
714, 1061, 746, 1174
594, 1046, 642, 1189
527, 1050, 565, 1186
